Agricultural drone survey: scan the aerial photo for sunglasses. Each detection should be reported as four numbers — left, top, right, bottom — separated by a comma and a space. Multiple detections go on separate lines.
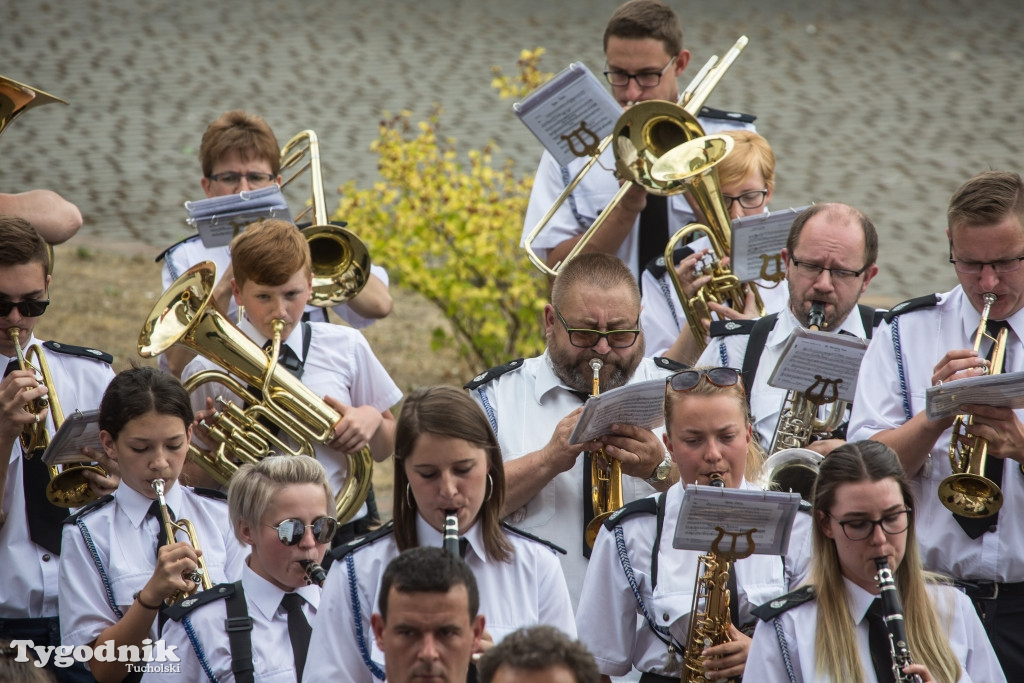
668, 367, 741, 392
0, 299, 50, 318
268, 516, 338, 546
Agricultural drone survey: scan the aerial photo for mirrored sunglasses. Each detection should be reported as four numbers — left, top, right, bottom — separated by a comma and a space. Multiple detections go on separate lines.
668, 367, 741, 392
269, 516, 338, 546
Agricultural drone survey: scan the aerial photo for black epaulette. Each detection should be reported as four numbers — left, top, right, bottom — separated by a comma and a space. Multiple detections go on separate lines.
883, 293, 940, 324
644, 245, 695, 279
708, 319, 757, 338
500, 522, 566, 555
603, 496, 658, 531
62, 494, 114, 525
751, 585, 816, 621
698, 106, 757, 124
464, 358, 525, 390
163, 582, 236, 621
191, 486, 227, 500
42, 341, 113, 365
327, 521, 395, 563
653, 356, 688, 372
154, 234, 201, 264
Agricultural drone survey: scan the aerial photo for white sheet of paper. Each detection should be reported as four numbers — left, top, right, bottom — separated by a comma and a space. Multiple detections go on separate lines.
568, 378, 666, 443
185, 185, 292, 247
925, 370, 1024, 420
767, 327, 868, 403
729, 206, 809, 282
672, 484, 801, 555
42, 409, 102, 466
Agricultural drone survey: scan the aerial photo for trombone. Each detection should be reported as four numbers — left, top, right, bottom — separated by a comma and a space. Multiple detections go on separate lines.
522, 37, 749, 277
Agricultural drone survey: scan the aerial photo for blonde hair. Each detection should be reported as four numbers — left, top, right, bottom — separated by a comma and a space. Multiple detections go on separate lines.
716, 130, 775, 191
228, 455, 335, 544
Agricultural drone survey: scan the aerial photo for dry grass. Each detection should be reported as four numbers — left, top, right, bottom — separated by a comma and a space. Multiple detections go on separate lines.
36, 243, 479, 519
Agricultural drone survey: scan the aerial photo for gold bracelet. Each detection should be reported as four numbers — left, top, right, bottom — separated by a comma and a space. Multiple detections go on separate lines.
133, 591, 162, 610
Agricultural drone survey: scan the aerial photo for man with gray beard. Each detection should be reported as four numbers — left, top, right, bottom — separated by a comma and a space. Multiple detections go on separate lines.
465, 252, 683, 608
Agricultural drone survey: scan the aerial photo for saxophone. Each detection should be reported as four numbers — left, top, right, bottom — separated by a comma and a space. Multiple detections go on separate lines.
873, 557, 923, 683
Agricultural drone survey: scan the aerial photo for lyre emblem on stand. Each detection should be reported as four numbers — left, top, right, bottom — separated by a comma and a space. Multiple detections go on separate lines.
759, 253, 785, 283
710, 526, 756, 562
561, 121, 600, 158
805, 375, 841, 404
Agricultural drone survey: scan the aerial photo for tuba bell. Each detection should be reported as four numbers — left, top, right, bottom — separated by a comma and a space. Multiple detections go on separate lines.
279, 129, 371, 306
138, 261, 374, 525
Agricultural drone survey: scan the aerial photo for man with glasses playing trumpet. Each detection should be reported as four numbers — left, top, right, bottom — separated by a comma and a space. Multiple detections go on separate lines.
849, 170, 1024, 678
0, 216, 117, 682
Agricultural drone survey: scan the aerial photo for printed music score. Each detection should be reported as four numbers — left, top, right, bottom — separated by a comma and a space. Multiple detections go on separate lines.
42, 409, 102, 466
568, 377, 666, 444
729, 205, 809, 282
767, 327, 868, 403
185, 185, 292, 248
673, 484, 801, 555
925, 370, 1024, 421
513, 62, 622, 167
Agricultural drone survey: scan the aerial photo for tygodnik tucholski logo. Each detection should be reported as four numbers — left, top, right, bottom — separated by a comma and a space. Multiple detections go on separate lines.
9, 638, 181, 673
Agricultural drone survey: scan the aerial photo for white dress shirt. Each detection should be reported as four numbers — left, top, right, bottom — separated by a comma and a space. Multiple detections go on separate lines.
302, 513, 576, 682
849, 286, 1024, 582
58, 481, 248, 647
576, 481, 811, 677
0, 335, 114, 619
747, 577, 1006, 682
467, 352, 676, 609
146, 561, 320, 682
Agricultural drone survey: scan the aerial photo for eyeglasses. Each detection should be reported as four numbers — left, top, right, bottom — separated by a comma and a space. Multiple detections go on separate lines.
825, 508, 912, 541
789, 256, 868, 282
668, 367, 741, 392
268, 516, 338, 546
0, 299, 50, 318
206, 171, 278, 187
554, 307, 640, 348
948, 243, 1024, 274
603, 55, 676, 89
722, 189, 769, 211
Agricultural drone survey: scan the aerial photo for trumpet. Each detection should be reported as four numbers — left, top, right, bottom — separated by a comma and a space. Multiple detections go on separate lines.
939, 292, 1006, 518
7, 327, 106, 507
151, 478, 213, 605
299, 559, 327, 587
585, 359, 623, 548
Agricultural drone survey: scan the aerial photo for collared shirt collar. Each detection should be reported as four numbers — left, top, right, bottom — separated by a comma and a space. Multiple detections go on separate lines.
953, 285, 1024, 345
242, 558, 321, 621
846, 576, 881, 625
238, 318, 305, 362
415, 512, 490, 564
114, 479, 184, 529
536, 349, 592, 405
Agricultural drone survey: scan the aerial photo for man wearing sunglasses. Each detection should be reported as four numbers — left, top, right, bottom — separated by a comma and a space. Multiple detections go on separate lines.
520, 0, 756, 282
849, 170, 1024, 678
0, 216, 117, 683
465, 252, 683, 609
697, 202, 881, 454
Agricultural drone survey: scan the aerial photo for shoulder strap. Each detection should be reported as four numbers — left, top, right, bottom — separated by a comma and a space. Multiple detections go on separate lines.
857, 304, 883, 339
751, 585, 816, 621
327, 520, 395, 563
41, 341, 113, 365
652, 356, 688, 372
225, 580, 255, 683
651, 492, 667, 591
883, 293, 940, 324
500, 522, 566, 554
63, 494, 114, 525
742, 313, 779, 395
603, 496, 659, 531
463, 358, 526, 390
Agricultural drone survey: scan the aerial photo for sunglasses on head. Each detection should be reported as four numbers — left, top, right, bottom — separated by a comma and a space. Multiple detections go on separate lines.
268, 516, 338, 546
668, 367, 742, 392
0, 299, 50, 318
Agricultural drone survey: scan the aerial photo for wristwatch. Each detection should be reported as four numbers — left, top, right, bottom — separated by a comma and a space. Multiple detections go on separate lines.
644, 455, 672, 486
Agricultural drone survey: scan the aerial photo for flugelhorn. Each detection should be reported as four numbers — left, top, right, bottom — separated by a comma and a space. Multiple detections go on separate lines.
138, 261, 374, 525
939, 292, 1006, 518
585, 358, 623, 548
523, 37, 749, 276
280, 129, 371, 306
151, 478, 212, 605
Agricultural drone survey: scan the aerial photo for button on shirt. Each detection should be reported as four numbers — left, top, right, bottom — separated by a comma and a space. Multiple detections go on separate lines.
468, 352, 675, 609
698, 306, 869, 448
150, 561, 321, 682
303, 513, 576, 682
576, 481, 812, 677
746, 577, 1006, 682
849, 286, 1024, 582
0, 335, 114, 619
58, 482, 247, 647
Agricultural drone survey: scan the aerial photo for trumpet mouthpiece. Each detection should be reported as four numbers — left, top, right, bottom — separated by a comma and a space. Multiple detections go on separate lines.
590, 358, 603, 371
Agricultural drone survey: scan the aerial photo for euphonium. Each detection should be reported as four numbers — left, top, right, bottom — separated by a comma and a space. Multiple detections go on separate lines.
523, 37, 749, 276
938, 292, 1006, 518
151, 478, 213, 605
138, 261, 374, 525
767, 302, 847, 455
279, 129, 371, 305
584, 358, 624, 548
758, 447, 822, 502
874, 557, 923, 683
7, 327, 106, 507
299, 559, 327, 587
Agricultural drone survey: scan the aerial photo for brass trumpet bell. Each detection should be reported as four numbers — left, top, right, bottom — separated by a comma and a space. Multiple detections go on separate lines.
938, 471, 1002, 518
611, 102, 706, 193
303, 224, 372, 307
47, 465, 109, 508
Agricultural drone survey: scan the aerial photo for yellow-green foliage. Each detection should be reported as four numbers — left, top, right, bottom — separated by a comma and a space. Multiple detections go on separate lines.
334, 49, 554, 369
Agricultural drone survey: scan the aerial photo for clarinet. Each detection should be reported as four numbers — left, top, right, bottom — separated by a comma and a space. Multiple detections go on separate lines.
443, 510, 460, 556
299, 559, 327, 587
873, 557, 923, 683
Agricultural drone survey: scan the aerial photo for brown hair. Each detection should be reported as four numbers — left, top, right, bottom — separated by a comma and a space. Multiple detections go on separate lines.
717, 130, 776, 191
551, 252, 641, 311
0, 216, 48, 271
477, 625, 600, 683
947, 170, 1024, 232
392, 386, 512, 562
229, 219, 311, 288
199, 110, 281, 177
603, 0, 683, 57
786, 202, 879, 268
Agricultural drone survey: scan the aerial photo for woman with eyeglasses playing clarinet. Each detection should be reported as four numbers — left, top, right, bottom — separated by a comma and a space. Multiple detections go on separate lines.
304, 386, 576, 682
151, 454, 335, 682
747, 440, 1004, 682
576, 366, 811, 682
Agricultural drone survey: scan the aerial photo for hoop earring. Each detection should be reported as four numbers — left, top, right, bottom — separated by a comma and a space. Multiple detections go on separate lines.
406, 483, 416, 509
484, 473, 494, 502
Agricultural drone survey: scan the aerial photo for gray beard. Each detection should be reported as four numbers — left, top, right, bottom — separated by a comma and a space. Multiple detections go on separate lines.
548, 339, 644, 395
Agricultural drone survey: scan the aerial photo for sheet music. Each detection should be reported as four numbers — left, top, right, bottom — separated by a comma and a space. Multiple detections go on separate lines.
925, 370, 1024, 420
185, 185, 292, 248
513, 62, 622, 167
730, 206, 809, 282
673, 484, 801, 555
767, 327, 868, 403
41, 409, 102, 466
568, 378, 666, 443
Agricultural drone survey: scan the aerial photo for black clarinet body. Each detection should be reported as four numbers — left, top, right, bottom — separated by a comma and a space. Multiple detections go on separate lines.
299, 559, 327, 587
443, 510, 460, 556
873, 557, 923, 683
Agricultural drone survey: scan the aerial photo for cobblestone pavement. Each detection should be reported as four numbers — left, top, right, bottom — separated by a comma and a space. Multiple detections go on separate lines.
4, 0, 1022, 302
